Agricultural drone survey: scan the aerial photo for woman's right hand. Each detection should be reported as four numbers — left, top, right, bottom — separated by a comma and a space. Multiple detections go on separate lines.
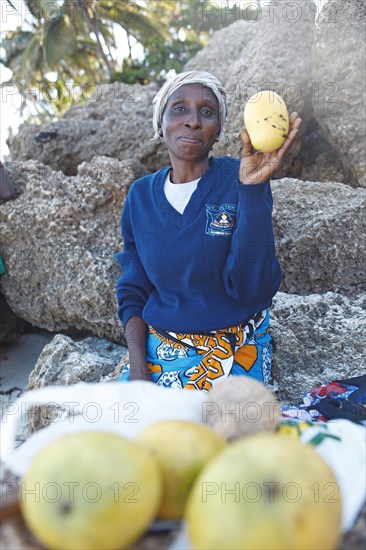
239, 111, 302, 184
129, 361, 152, 381
125, 316, 152, 382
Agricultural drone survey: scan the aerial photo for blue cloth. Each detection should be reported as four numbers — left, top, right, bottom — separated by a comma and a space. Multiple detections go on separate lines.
117, 309, 273, 388
116, 156, 281, 333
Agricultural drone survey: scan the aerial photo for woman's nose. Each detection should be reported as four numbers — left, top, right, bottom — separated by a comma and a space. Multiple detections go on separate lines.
184, 110, 201, 128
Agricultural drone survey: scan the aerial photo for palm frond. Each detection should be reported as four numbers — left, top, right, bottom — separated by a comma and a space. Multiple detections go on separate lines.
44, 15, 76, 69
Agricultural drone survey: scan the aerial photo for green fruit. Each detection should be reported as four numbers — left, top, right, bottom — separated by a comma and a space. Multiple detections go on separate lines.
244, 90, 289, 152
137, 420, 226, 520
20, 431, 162, 550
186, 433, 342, 549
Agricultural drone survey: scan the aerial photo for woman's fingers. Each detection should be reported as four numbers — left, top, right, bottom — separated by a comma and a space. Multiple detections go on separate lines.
276, 121, 301, 160
279, 114, 302, 150
289, 113, 302, 131
289, 111, 298, 124
240, 128, 255, 157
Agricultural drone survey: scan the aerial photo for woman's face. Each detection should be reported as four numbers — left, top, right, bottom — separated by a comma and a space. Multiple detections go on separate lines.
160, 83, 220, 165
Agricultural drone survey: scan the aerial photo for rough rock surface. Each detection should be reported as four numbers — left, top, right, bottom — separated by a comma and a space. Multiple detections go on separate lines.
270, 291, 366, 403
26, 333, 128, 434
7, 83, 170, 175
27, 334, 128, 389
271, 178, 366, 295
0, 157, 148, 343
312, 0, 366, 187
185, 20, 257, 82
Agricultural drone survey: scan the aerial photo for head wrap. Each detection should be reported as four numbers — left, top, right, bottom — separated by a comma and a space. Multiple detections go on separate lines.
152, 70, 227, 141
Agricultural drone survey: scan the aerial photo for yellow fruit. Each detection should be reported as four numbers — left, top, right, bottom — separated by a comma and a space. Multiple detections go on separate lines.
20, 432, 162, 550
186, 433, 342, 550
136, 420, 226, 520
244, 90, 289, 152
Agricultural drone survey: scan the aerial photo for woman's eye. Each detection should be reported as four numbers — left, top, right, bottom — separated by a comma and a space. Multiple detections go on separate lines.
173, 106, 185, 112
201, 109, 213, 116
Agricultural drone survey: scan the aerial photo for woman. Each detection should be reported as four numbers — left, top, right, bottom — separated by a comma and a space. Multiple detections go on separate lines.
116, 71, 301, 390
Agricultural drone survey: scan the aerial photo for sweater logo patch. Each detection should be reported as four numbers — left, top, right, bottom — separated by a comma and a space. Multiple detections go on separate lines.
205, 203, 237, 237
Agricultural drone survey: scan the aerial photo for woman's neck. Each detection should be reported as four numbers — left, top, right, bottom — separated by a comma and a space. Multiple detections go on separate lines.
169, 158, 210, 184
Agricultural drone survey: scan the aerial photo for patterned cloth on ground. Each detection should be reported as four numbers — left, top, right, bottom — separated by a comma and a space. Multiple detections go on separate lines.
281, 375, 366, 425
118, 309, 272, 390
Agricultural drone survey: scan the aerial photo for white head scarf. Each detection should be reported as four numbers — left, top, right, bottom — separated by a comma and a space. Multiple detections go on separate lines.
152, 70, 227, 141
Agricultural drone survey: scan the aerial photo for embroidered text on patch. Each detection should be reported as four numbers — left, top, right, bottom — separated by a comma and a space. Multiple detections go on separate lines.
205, 203, 237, 237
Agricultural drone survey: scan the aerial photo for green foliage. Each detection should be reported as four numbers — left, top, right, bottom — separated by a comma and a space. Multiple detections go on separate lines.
1, 0, 252, 122
44, 15, 76, 69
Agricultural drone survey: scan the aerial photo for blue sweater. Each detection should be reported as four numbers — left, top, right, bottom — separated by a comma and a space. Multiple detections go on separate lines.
116, 156, 281, 332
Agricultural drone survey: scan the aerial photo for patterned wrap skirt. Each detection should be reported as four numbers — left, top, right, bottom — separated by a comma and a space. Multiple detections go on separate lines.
118, 309, 272, 391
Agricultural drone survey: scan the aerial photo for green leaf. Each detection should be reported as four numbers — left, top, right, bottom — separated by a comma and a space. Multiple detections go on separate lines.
99, 1, 164, 41
1, 31, 33, 62
44, 15, 76, 69
24, 0, 62, 21
8, 33, 42, 80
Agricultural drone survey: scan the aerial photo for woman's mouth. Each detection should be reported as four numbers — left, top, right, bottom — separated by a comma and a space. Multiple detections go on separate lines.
179, 136, 202, 143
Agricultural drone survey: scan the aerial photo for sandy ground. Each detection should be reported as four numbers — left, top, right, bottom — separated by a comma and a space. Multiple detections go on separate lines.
0, 331, 55, 444
1, 332, 54, 392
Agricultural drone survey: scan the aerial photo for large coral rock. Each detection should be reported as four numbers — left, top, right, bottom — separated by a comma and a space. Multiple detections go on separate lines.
312, 0, 366, 187
27, 334, 128, 390
271, 178, 366, 295
185, 20, 256, 82
7, 83, 169, 175
25, 333, 128, 434
0, 157, 148, 342
270, 291, 366, 403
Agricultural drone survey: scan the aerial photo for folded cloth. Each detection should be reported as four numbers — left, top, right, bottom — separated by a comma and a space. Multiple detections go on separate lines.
304, 375, 366, 424
299, 419, 366, 533
281, 375, 366, 425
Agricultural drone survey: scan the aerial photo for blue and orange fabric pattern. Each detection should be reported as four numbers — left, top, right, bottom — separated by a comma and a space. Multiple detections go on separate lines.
118, 309, 272, 390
